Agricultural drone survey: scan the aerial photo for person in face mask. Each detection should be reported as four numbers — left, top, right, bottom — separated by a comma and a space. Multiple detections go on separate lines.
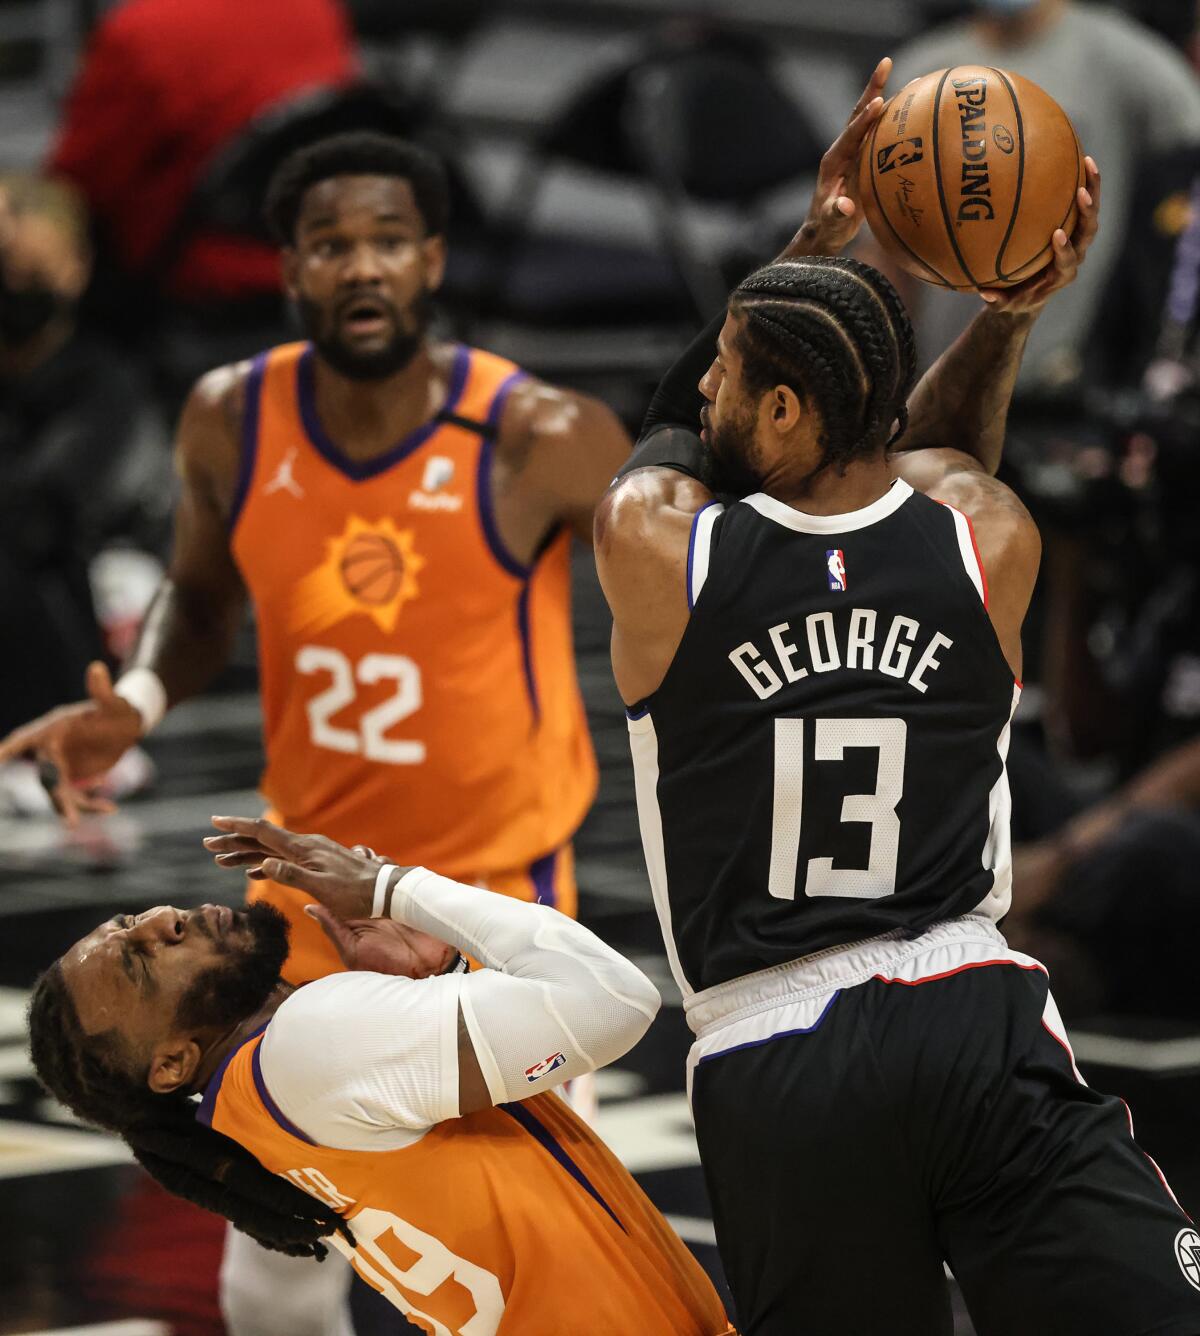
0, 179, 86, 369
0, 176, 163, 796
885, 0, 1200, 391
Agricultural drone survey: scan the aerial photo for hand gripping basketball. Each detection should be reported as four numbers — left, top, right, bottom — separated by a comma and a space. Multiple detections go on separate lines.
860, 65, 1089, 291
793, 57, 892, 258
978, 156, 1100, 312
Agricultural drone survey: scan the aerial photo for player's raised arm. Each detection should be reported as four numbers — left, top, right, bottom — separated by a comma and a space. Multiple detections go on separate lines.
894, 157, 1101, 483
883, 160, 1100, 679
0, 365, 249, 821
205, 818, 661, 1119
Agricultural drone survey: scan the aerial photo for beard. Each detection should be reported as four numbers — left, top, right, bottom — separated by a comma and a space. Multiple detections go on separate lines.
173, 903, 290, 1034
296, 289, 431, 381
708, 408, 768, 498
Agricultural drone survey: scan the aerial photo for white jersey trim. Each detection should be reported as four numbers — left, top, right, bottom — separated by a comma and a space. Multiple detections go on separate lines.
742, 478, 913, 534
684, 917, 1044, 1100
685, 916, 1039, 1037
687, 502, 724, 609
943, 502, 987, 604
627, 711, 695, 998
972, 680, 1020, 922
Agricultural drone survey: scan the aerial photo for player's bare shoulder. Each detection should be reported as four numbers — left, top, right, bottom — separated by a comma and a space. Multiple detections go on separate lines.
490, 373, 632, 543
594, 466, 714, 557
495, 376, 628, 470
178, 358, 255, 519
894, 448, 1040, 578
893, 447, 1040, 675
497, 377, 574, 460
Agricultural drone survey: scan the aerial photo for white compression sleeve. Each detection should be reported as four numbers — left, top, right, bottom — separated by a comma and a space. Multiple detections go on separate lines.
390, 868, 661, 1105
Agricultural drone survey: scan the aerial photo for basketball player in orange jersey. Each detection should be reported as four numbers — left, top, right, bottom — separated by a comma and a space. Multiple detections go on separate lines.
0, 133, 629, 1334
28, 817, 737, 1336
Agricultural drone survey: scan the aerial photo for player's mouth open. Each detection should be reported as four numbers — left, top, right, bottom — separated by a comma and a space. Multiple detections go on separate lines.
342, 301, 391, 334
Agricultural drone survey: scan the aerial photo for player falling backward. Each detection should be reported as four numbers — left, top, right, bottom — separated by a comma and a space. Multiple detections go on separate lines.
28, 817, 735, 1335
599, 58, 1200, 1336
0, 134, 626, 1333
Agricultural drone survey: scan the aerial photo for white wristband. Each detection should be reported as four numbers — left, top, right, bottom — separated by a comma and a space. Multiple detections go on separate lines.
372, 864, 398, 918
390, 866, 435, 923
114, 668, 168, 735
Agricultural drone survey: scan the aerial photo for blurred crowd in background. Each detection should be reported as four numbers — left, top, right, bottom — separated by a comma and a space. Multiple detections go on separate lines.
4, 0, 1200, 1024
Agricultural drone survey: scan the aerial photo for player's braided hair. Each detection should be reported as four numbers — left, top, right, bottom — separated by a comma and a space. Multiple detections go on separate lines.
729, 255, 917, 477
27, 962, 353, 1259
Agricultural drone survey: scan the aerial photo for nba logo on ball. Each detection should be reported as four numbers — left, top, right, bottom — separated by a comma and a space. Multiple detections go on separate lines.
826, 549, 847, 591
876, 138, 924, 174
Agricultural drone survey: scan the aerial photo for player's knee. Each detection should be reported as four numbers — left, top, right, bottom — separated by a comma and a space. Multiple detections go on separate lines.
220, 1226, 352, 1336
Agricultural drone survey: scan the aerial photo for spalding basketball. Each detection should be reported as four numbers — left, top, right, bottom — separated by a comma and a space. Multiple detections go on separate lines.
859, 66, 1084, 289
339, 532, 405, 605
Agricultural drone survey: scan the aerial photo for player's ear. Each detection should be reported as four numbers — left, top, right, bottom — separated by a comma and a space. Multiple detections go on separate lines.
771, 385, 803, 433
147, 1037, 203, 1095
280, 247, 301, 302
421, 234, 447, 293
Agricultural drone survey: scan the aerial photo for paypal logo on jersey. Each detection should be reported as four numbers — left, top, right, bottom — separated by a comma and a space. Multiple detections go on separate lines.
826, 549, 847, 592
524, 1051, 567, 1083
422, 455, 455, 492
409, 455, 464, 512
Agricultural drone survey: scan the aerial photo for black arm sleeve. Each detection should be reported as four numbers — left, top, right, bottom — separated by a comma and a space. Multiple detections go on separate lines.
639, 311, 726, 441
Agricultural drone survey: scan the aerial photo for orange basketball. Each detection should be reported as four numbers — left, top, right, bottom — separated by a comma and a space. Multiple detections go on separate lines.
859, 66, 1084, 290
339, 532, 405, 605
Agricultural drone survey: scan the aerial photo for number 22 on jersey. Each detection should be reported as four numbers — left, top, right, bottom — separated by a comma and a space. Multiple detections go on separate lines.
297, 645, 425, 765
768, 717, 907, 901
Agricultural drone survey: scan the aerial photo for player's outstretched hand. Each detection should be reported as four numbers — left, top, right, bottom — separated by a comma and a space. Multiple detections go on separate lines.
785, 56, 891, 260
0, 661, 139, 824
205, 816, 413, 920
978, 156, 1101, 313
304, 906, 455, 980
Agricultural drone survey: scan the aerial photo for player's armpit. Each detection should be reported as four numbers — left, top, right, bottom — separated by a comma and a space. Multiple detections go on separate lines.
593, 469, 715, 705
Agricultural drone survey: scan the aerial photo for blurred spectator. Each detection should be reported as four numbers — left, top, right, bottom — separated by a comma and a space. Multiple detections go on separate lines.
1007, 740, 1200, 1020
48, 0, 358, 307
0, 177, 162, 805
889, 0, 1200, 389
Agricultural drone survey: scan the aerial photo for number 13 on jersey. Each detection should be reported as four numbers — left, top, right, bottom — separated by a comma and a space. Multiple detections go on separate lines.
768, 717, 907, 901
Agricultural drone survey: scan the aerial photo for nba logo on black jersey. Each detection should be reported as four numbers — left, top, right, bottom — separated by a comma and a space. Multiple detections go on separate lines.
826, 549, 847, 591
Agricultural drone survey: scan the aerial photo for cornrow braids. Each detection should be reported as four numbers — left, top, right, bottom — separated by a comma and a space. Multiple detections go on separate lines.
28, 963, 353, 1259
729, 256, 918, 478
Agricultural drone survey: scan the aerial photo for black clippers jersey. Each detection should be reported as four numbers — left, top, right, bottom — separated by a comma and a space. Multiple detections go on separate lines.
629, 479, 1019, 997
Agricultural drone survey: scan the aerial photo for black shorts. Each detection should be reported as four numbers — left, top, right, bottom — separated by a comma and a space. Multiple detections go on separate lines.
689, 929, 1200, 1336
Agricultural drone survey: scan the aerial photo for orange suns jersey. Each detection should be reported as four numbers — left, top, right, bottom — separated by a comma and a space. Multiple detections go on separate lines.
229, 342, 597, 957
203, 1029, 735, 1336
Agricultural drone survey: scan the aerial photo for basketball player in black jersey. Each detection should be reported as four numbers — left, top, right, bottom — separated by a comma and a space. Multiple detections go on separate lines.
597, 60, 1199, 1336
